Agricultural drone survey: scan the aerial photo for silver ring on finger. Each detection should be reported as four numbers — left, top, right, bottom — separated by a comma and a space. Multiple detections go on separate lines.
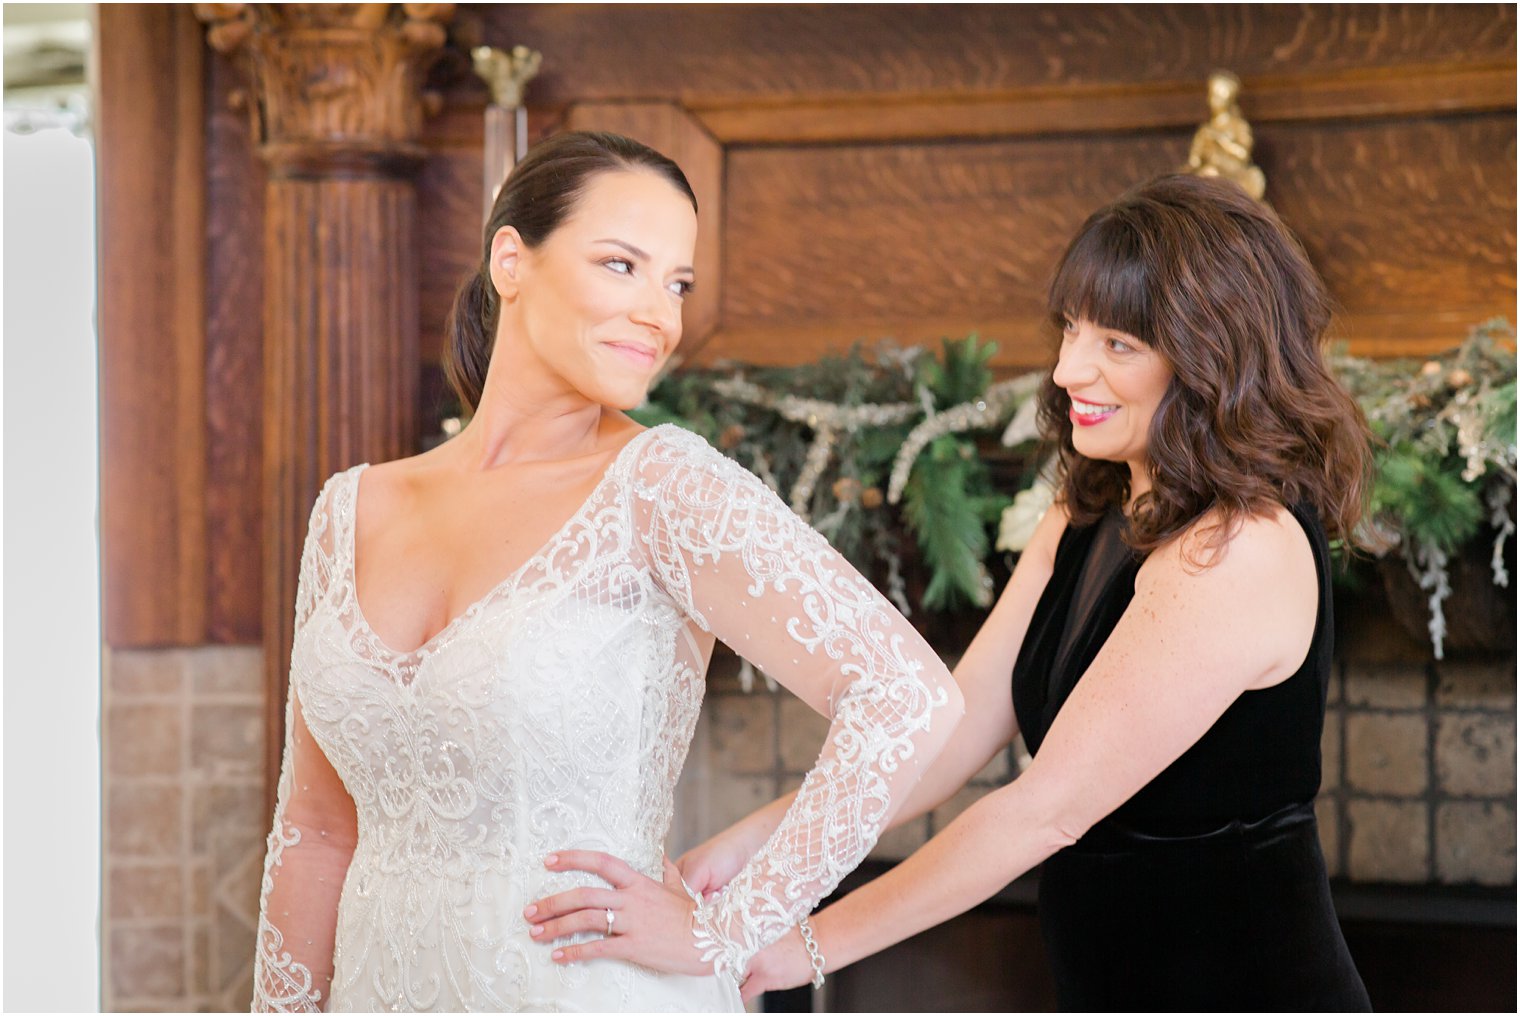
605, 908, 615, 937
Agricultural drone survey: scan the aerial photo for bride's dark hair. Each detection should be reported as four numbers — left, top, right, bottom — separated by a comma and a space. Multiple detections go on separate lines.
1037, 174, 1374, 556
443, 131, 697, 414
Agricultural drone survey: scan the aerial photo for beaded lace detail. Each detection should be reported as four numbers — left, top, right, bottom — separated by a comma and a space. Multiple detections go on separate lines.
251, 424, 960, 1011
629, 429, 959, 980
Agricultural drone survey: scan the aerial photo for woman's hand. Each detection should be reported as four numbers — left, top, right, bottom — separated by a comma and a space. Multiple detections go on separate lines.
737, 928, 815, 1003
526, 851, 710, 977
674, 829, 754, 898
676, 790, 799, 897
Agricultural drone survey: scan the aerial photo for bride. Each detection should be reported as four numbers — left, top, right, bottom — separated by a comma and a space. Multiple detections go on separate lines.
251, 130, 964, 1012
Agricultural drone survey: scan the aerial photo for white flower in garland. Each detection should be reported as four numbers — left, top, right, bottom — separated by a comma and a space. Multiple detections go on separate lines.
997, 472, 1056, 553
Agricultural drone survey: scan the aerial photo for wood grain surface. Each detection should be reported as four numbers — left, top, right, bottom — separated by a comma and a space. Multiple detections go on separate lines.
691, 63, 1514, 146
1267, 115, 1517, 330
474, 4, 1514, 106
260, 176, 422, 798
415, 141, 484, 373
204, 54, 266, 645
98, 5, 208, 646
707, 112, 1515, 367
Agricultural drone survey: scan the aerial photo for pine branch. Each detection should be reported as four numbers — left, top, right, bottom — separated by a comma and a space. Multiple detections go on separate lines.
1373, 444, 1485, 552
918, 334, 996, 409
903, 438, 995, 610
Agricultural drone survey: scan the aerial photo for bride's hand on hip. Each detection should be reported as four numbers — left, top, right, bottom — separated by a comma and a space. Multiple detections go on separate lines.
527, 851, 709, 976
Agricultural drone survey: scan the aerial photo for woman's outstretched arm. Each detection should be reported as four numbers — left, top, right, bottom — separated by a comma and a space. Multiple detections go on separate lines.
677, 501, 1068, 896
740, 507, 1318, 998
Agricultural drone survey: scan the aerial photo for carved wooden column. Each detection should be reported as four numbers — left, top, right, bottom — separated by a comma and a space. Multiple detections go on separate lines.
198, 3, 453, 796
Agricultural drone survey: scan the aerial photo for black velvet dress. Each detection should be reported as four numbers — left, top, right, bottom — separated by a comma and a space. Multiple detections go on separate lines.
1011, 505, 1371, 1011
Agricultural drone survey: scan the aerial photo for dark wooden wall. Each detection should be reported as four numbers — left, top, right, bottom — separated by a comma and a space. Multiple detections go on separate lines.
102, 4, 1515, 649
416, 3, 1517, 374
99, 5, 265, 648
98, 5, 208, 646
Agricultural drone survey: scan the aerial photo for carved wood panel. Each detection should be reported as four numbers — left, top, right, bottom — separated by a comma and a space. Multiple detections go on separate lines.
712, 112, 1516, 369
439, 3, 1514, 373
1267, 114, 1517, 355
717, 135, 1183, 370
473, 4, 1515, 106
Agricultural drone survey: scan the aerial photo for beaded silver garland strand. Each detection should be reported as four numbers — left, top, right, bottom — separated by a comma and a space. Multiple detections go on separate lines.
886, 373, 1043, 506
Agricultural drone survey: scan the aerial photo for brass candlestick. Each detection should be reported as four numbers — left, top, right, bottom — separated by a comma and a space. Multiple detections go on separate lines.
472, 45, 542, 222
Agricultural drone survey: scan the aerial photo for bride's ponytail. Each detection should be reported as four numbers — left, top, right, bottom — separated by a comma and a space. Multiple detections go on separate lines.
442, 269, 498, 416
438, 131, 697, 416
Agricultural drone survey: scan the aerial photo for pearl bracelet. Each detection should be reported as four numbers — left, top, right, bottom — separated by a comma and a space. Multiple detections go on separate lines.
798, 916, 826, 990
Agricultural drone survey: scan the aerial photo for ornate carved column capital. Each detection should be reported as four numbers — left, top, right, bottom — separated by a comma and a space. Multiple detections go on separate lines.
192, 2, 451, 803
195, 3, 454, 178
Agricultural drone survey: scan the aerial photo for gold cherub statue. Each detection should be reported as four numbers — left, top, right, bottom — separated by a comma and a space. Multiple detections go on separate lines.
1184, 71, 1266, 201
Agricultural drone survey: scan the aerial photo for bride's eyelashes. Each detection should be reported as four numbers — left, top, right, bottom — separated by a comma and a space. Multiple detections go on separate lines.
597, 256, 695, 298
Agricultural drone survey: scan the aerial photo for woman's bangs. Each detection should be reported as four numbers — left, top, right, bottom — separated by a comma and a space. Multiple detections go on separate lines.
1048, 215, 1152, 341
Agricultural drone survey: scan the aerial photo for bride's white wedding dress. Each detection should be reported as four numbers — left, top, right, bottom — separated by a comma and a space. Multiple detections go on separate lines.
252, 424, 960, 1012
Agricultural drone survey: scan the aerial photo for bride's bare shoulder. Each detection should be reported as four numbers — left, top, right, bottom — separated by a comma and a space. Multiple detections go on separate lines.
349, 449, 448, 532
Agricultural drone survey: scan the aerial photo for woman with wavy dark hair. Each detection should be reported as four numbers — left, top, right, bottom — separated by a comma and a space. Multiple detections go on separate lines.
650, 174, 1375, 1008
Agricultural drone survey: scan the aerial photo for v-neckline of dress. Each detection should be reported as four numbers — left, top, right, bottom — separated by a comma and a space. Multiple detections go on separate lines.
344, 425, 665, 662
1037, 513, 1142, 736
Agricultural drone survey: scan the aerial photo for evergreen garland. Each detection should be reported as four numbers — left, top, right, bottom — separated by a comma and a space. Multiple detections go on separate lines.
900, 337, 1014, 609
1371, 444, 1484, 551
1334, 319, 1517, 656
631, 337, 1032, 613
903, 437, 1009, 611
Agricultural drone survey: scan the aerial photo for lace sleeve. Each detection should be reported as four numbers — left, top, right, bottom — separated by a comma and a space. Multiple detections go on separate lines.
629, 427, 964, 981
253, 480, 359, 1012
